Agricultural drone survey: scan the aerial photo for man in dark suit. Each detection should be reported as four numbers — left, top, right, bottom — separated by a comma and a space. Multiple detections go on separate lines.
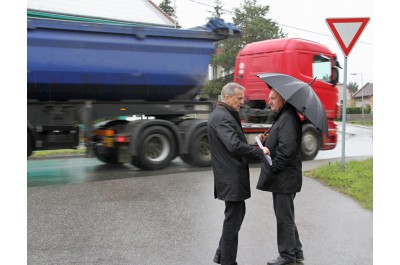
256, 88, 304, 265
208, 82, 269, 265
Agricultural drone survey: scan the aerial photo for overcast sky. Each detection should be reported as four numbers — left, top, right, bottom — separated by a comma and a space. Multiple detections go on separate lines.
153, 0, 373, 86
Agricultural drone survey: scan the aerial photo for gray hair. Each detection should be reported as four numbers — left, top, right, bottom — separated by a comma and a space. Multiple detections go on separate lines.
220, 82, 245, 100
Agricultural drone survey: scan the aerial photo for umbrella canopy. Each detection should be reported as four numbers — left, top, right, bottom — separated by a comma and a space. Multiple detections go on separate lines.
257, 72, 328, 136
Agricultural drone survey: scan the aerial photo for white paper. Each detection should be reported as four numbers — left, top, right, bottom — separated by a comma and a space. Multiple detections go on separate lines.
254, 136, 272, 165
265, 154, 272, 166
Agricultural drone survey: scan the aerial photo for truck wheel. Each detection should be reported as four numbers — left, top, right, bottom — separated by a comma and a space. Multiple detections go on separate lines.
94, 146, 121, 165
92, 119, 128, 165
301, 124, 320, 161
182, 127, 211, 167
131, 126, 176, 170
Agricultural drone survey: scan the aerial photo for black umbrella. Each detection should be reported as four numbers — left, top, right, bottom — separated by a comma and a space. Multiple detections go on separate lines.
257, 72, 328, 136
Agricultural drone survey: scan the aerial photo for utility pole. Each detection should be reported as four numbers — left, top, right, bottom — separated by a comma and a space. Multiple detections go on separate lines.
174, 0, 177, 28
351, 73, 364, 123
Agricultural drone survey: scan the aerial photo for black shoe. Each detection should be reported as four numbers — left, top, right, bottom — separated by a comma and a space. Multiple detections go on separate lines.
213, 254, 221, 264
267, 256, 296, 265
296, 252, 304, 262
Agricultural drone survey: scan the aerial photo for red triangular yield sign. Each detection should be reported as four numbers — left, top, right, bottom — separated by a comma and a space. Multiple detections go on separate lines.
326, 17, 370, 57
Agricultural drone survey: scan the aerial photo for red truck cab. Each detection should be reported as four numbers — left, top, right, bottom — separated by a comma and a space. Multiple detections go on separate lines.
235, 38, 340, 160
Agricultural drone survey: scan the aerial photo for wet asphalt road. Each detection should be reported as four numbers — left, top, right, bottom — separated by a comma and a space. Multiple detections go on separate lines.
28, 156, 372, 265
27, 124, 373, 264
27, 123, 373, 188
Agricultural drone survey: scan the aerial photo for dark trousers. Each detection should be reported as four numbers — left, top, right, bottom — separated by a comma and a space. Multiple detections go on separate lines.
215, 201, 246, 265
272, 193, 303, 260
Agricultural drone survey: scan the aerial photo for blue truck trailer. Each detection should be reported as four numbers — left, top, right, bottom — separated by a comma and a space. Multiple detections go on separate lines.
27, 13, 240, 170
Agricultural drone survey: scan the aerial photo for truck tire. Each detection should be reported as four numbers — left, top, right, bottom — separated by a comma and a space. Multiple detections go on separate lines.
131, 126, 176, 170
181, 126, 211, 167
301, 123, 320, 161
93, 120, 128, 165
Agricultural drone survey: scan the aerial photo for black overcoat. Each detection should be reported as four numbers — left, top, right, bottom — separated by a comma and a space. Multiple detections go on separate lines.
208, 102, 264, 201
256, 104, 303, 193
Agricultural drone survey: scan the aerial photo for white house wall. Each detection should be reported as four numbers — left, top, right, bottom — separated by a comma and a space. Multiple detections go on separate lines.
28, 0, 175, 27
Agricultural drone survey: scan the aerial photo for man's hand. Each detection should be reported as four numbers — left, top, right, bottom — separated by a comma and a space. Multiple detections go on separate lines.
262, 147, 270, 155
257, 133, 267, 143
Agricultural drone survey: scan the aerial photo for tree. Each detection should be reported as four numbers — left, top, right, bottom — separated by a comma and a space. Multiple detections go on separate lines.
207, 0, 226, 96
208, 0, 225, 18
159, 0, 176, 17
348, 82, 359, 94
213, 0, 286, 73
203, 0, 286, 98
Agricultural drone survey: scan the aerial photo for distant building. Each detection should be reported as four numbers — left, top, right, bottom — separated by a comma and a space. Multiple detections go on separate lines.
352, 82, 373, 112
28, 0, 177, 28
337, 83, 353, 108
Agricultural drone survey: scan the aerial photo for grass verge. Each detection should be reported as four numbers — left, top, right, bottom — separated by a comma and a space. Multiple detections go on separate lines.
348, 120, 373, 126
30, 148, 86, 158
304, 158, 373, 210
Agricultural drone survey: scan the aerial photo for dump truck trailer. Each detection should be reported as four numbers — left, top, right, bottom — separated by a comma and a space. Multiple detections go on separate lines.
27, 13, 240, 170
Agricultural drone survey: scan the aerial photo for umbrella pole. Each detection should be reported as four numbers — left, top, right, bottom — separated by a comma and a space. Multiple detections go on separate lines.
308, 77, 317, 85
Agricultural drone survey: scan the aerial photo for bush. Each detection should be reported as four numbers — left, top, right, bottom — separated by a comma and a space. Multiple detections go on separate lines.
345, 106, 371, 114
201, 75, 233, 99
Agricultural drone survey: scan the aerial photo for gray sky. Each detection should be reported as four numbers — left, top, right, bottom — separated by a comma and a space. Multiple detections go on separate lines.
153, 0, 373, 86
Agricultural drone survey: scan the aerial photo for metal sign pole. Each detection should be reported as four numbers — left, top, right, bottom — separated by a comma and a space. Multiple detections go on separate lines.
326, 17, 370, 171
341, 56, 348, 170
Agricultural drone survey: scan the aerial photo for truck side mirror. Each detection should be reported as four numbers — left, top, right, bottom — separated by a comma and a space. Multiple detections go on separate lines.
331, 68, 339, 85
331, 59, 341, 85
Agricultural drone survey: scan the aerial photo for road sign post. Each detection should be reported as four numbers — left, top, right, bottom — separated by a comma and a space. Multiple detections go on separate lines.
326, 17, 370, 170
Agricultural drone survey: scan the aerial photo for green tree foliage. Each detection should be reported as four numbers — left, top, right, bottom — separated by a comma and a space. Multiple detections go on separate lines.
348, 82, 359, 94
201, 75, 233, 100
204, 0, 226, 98
159, 0, 175, 17
212, 0, 286, 73
203, 0, 286, 98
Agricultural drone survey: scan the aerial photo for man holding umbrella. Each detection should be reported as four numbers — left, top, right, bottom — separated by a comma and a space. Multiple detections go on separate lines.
256, 72, 328, 265
256, 87, 304, 265
208, 82, 269, 265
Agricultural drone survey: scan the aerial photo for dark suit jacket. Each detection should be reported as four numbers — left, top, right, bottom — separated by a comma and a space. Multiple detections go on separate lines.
208, 102, 264, 201
256, 104, 302, 193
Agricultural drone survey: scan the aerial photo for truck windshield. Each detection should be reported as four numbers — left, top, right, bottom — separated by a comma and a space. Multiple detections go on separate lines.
312, 55, 332, 83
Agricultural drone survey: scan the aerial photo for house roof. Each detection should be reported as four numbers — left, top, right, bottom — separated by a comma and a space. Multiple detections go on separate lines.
353, 82, 373, 98
27, 0, 176, 27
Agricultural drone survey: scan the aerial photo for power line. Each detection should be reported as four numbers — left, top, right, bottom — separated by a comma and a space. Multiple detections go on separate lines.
186, 0, 233, 14
277, 23, 334, 37
277, 23, 373, 45
182, 0, 372, 45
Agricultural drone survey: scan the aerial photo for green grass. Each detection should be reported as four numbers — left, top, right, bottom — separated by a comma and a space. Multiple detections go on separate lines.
30, 148, 86, 158
304, 158, 373, 210
335, 119, 373, 127
348, 120, 373, 126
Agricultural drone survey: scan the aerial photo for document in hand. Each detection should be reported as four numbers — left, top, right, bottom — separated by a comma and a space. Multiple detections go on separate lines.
254, 136, 272, 166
